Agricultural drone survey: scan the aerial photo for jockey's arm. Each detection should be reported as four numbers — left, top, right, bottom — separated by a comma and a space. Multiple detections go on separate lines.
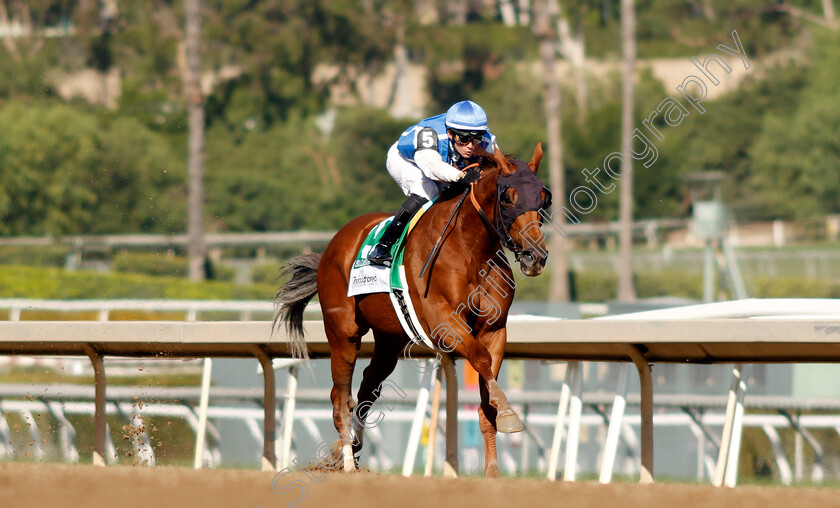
414, 149, 463, 182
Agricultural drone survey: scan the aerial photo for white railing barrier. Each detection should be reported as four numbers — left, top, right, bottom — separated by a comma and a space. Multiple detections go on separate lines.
2, 298, 840, 484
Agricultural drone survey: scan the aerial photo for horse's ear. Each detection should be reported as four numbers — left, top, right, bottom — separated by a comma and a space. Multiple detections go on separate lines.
492, 144, 515, 176
528, 142, 543, 174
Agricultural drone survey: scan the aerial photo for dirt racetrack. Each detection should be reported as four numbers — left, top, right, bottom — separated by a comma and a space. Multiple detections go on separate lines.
1, 463, 839, 508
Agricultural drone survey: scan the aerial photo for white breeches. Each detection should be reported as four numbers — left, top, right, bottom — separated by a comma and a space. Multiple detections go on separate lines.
386, 143, 440, 200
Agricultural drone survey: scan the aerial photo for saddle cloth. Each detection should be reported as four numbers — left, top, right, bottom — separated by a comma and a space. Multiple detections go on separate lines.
346, 219, 393, 297
346, 200, 433, 297
346, 201, 436, 349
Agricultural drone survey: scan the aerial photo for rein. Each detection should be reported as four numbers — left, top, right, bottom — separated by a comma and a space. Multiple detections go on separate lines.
419, 161, 535, 278
418, 163, 480, 279
419, 186, 470, 278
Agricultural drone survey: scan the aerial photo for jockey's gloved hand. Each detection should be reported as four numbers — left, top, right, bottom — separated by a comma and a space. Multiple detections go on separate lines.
459, 169, 481, 185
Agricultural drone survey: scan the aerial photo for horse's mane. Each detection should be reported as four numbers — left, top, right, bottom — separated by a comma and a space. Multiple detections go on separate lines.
434, 181, 470, 203
476, 145, 517, 166
434, 149, 506, 204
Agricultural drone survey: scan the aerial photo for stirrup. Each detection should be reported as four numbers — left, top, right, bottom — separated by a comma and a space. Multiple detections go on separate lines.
367, 244, 393, 266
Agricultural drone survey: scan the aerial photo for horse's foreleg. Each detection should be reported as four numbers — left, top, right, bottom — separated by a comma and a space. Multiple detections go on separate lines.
454, 330, 524, 435
485, 377, 523, 433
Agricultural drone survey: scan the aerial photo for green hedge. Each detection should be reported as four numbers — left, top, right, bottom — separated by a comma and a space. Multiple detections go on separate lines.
572, 271, 618, 302
0, 265, 273, 300
513, 269, 840, 302
636, 270, 704, 300
749, 275, 840, 299
251, 262, 282, 286
1, 264, 837, 304
111, 252, 236, 282
0, 245, 69, 267
112, 252, 188, 277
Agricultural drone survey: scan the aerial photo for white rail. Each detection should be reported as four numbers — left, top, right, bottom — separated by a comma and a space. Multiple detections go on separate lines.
1, 298, 840, 485
3, 396, 839, 482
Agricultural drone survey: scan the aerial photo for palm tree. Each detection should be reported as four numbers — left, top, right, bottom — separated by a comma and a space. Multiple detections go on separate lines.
618, 0, 637, 301
534, 0, 570, 302
185, 0, 206, 281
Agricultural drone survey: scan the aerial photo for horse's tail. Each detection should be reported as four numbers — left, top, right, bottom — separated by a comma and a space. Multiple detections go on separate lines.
272, 252, 321, 360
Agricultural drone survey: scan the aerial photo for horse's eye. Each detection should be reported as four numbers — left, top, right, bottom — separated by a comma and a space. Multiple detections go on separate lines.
542, 187, 552, 209
500, 193, 513, 205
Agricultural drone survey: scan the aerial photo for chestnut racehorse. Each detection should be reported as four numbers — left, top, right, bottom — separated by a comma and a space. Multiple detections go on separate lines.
274, 143, 550, 477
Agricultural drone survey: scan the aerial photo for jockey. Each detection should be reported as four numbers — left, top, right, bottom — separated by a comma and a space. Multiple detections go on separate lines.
367, 100, 497, 266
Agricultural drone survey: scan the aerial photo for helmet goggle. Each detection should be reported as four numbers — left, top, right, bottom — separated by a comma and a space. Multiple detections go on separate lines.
449, 128, 485, 145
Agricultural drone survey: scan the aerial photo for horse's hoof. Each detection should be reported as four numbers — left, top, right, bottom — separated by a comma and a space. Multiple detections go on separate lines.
496, 408, 524, 433
485, 462, 499, 478
342, 444, 356, 471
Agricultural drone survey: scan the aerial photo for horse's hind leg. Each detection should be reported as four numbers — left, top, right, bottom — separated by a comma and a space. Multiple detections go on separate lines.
325, 326, 363, 472
353, 332, 409, 458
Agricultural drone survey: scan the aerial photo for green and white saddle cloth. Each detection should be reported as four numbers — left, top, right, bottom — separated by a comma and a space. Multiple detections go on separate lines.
346, 218, 396, 296
347, 200, 436, 349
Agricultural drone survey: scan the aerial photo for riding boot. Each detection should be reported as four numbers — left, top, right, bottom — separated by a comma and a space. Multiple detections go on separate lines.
367, 194, 428, 266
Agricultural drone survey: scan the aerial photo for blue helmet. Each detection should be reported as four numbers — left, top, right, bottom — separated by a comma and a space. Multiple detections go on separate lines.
445, 100, 488, 132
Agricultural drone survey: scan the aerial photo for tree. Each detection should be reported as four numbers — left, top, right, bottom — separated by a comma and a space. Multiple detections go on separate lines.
552, 1, 587, 124
201, 1, 394, 132
533, 0, 569, 302
749, 30, 840, 219
0, 102, 184, 235
185, 0, 206, 281
617, 0, 636, 302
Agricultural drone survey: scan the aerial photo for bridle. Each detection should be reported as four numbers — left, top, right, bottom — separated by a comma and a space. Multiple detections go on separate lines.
419, 161, 551, 278
468, 162, 552, 262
